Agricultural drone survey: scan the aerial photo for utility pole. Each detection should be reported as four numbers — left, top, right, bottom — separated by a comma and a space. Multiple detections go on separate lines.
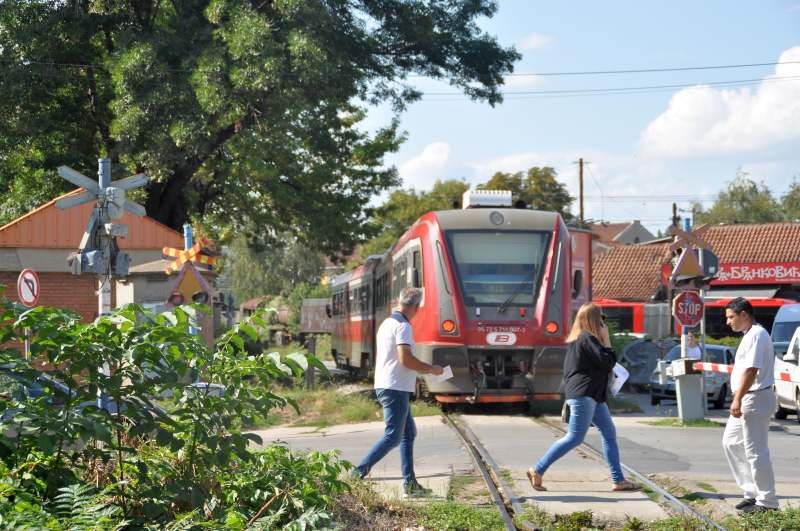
671, 202, 680, 229
579, 158, 585, 225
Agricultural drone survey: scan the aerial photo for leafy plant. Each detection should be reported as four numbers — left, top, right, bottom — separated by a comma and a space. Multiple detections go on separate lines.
0, 296, 342, 527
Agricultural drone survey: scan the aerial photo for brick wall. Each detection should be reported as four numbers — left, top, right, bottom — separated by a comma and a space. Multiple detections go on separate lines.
0, 272, 112, 322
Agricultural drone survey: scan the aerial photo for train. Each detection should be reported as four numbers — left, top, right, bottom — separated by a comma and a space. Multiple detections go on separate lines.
329, 190, 592, 405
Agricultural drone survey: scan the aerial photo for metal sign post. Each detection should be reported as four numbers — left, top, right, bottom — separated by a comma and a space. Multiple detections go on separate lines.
669, 219, 710, 422
56, 158, 149, 409
17, 268, 40, 360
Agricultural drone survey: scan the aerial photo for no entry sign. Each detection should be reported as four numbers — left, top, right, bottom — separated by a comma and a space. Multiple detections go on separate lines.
673, 291, 703, 328
17, 269, 41, 307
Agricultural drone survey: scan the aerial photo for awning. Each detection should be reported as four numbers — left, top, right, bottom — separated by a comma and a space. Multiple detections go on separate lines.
705, 287, 778, 300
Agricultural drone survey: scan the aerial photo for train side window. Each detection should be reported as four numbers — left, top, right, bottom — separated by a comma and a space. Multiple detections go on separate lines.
362, 285, 371, 312
412, 249, 423, 288
393, 255, 408, 298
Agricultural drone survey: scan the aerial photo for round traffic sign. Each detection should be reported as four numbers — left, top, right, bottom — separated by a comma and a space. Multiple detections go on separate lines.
17, 269, 41, 307
673, 291, 703, 328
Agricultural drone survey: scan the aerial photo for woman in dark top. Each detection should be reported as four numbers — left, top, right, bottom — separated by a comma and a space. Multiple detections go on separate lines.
527, 303, 636, 492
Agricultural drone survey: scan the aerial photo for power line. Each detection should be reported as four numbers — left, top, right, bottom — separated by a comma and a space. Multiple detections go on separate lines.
502, 60, 800, 77
3, 58, 798, 77
423, 75, 800, 97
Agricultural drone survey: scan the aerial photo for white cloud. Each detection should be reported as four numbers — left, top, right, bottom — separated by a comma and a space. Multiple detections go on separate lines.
398, 142, 452, 189
518, 33, 553, 51
501, 74, 542, 91
639, 46, 800, 159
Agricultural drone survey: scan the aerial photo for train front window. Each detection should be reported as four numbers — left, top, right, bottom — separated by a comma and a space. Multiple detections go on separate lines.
446, 231, 549, 307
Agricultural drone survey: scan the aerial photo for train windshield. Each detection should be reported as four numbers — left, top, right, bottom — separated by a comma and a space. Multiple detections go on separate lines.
446, 231, 550, 307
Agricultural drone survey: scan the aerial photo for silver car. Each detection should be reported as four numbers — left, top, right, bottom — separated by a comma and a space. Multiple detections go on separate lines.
649, 344, 734, 409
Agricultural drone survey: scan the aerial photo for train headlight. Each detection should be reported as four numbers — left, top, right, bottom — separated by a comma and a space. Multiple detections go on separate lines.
441, 320, 457, 334
545, 321, 559, 334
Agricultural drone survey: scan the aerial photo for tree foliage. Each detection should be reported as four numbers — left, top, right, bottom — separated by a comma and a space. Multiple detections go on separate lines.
477, 166, 574, 219
782, 178, 800, 222
222, 233, 324, 303
0, 0, 518, 256
695, 170, 784, 225
350, 179, 468, 265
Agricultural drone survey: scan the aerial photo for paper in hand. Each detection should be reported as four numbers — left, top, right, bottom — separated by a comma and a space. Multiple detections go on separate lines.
610, 362, 629, 396
424, 365, 453, 384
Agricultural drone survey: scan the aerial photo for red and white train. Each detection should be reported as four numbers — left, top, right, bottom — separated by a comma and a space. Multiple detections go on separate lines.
330, 191, 592, 405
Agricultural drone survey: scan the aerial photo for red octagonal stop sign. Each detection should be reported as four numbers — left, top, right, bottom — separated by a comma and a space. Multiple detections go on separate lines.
673, 291, 704, 328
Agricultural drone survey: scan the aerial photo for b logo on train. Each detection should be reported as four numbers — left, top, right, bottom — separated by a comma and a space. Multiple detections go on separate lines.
330, 190, 592, 405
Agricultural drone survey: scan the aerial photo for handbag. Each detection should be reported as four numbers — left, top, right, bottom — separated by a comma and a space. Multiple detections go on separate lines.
560, 401, 570, 424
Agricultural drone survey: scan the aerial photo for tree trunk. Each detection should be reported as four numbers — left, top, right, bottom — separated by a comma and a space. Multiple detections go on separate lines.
145, 173, 191, 230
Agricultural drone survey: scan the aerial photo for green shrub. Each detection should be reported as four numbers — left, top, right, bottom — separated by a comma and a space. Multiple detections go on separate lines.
0, 296, 342, 528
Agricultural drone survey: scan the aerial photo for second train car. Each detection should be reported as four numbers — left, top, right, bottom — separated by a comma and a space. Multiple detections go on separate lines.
330, 190, 592, 405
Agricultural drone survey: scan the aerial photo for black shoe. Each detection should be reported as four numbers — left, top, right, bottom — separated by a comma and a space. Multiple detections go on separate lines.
735, 498, 756, 510
740, 503, 777, 514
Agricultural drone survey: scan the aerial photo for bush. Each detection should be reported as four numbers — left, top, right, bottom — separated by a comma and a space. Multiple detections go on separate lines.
0, 294, 345, 528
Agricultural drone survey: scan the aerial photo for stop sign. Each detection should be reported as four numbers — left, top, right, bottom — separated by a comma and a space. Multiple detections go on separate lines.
673, 291, 704, 327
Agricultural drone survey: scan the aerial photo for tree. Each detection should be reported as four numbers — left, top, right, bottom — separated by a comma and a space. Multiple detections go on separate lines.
0, 1, 518, 256
695, 170, 783, 225
478, 166, 573, 219
222, 234, 324, 303
783, 178, 800, 222
350, 179, 469, 266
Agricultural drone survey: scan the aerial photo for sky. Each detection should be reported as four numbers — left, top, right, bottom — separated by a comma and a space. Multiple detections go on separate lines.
360, 0, 800, 235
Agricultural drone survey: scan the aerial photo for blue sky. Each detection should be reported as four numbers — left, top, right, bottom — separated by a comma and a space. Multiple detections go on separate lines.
362, 1, 800, 234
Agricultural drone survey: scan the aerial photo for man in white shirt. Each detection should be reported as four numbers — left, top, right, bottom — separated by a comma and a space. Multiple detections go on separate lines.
352, 287, 443, 497
722, 297, 778, 513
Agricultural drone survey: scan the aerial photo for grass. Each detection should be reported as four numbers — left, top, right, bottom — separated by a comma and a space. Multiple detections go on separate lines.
447, 474, 479, 501
696, 482, 717, 493
722, 507, 800, 531
498, 467, 514, 485
416, 501, 506, 531
248, 384, 441, 429
640, 418, 724, 428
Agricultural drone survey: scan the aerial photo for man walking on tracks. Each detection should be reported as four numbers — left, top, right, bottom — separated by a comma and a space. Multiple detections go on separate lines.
351, 287, 444, 497
722, 297, 778, 513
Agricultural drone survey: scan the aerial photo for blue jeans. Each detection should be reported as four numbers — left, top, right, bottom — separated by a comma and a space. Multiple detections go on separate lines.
356, 388, 417, 485
535, 396, 625, 483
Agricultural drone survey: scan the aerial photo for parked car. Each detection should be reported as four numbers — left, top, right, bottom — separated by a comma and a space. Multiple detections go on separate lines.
649, 344, 734, 409
0, 364, 169, 423
772, 304, 800, 357
775, 325, 800, 422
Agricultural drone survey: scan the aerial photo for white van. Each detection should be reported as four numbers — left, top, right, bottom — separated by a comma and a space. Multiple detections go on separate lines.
772, 303, 800, 356
775, 326, 800, 421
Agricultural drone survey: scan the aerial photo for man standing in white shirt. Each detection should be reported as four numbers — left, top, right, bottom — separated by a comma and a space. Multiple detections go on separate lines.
352, 287, 444, 497
722, 297, 778, 513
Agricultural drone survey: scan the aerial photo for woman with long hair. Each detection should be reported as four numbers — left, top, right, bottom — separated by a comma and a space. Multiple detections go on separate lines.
527, 303, 636, 492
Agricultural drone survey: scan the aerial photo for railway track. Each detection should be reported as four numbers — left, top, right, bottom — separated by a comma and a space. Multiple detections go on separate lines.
444, 411, 727, 531
532, 417, 727, 531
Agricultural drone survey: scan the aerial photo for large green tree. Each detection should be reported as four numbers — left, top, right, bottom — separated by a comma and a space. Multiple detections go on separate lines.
695, 170, 784, 225
0, 0, 518, 255
222, 233, 324, 302
351, 178, 469, 265
477, 166, 573, 219
782, 178, 800, 222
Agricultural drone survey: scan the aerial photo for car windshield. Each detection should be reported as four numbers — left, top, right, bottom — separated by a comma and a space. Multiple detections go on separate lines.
445, 230, 550, 307
772, 321, 800, 343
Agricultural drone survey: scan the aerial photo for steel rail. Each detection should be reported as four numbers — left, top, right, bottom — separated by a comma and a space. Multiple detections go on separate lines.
443, 413, 537, 531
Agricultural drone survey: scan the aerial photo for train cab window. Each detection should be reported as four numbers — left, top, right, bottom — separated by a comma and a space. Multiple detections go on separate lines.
445, 231, 549, 307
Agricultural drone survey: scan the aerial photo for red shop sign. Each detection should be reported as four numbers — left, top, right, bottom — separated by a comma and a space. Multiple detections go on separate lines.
713, 262, 800, 285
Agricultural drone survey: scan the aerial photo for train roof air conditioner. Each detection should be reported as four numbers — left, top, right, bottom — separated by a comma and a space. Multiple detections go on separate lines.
462, 189, 513, 209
